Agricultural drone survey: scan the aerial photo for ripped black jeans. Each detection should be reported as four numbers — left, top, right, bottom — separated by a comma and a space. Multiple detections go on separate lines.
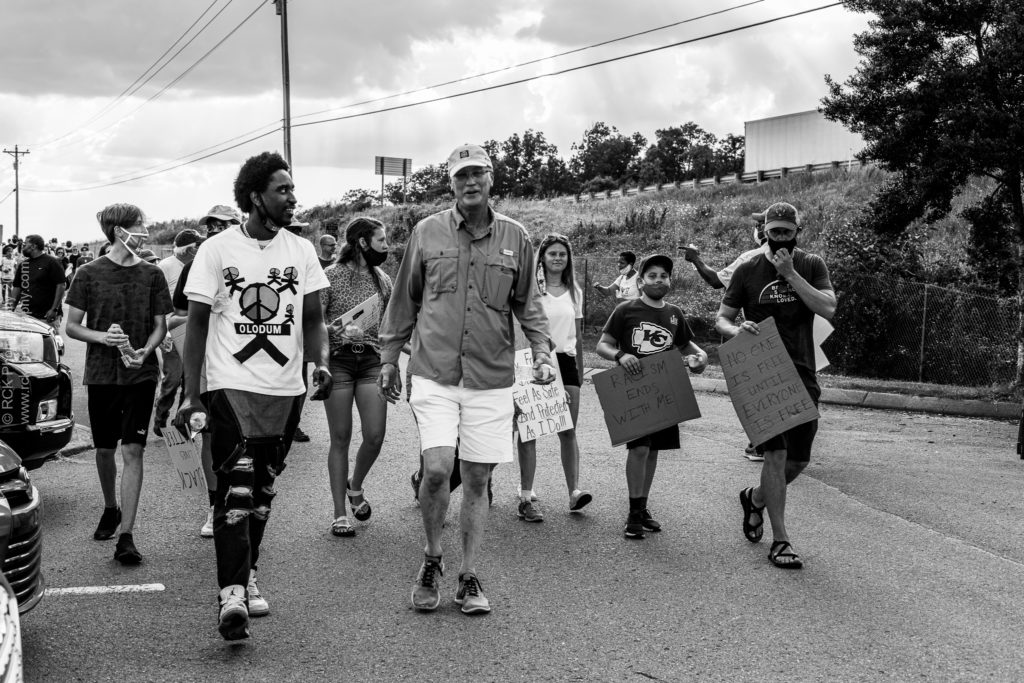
204, 389, 303, 590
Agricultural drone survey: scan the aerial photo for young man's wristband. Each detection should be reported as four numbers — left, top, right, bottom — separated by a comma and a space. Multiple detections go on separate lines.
614, 350, 625, 364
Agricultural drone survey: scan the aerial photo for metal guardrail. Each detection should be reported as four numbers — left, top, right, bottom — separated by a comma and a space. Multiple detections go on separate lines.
556, 159, 867, 202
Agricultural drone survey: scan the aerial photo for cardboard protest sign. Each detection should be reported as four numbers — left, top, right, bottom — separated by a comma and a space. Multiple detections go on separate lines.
332, 294, 380, 329
719, 316, 820, 447
813, 315, 833, 371
592, 352, 701, 447
512, 349, 571, 442
162, 426, 208, 501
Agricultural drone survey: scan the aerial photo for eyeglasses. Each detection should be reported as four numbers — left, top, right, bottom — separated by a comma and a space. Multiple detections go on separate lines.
453, 169, 490, 182
766, 227, 797, 238
207, 219, 228, 229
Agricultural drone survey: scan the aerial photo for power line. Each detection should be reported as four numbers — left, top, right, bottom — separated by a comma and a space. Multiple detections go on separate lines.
294, 3, 843, 130
291, 0, 766, 124
0, 190, 14, 205
35, 0, 262, 153
33, 0, 226, 149
23, 127, 281, 193
23, 2, 841, 192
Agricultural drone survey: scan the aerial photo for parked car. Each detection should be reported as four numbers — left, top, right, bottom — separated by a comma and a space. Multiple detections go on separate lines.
0, 442, 43, 615
0, 311, 73, 470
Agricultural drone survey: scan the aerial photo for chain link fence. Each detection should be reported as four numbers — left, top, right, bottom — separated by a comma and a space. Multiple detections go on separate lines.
577, 256, 1019, 388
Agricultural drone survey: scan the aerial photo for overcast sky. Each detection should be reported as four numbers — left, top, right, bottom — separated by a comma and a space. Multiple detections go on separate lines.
0, 0, 871, 242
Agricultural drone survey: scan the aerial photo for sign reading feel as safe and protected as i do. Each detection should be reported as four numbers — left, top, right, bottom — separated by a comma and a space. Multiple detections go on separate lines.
512, 349, 572, 442
718, 316, 819, 447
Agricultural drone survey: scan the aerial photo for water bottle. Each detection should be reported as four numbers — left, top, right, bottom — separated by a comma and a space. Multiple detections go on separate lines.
109, 323, 134, 366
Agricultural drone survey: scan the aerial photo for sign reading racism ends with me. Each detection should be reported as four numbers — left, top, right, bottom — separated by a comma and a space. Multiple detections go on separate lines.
592, 352, 701, 447
513, 349, 572, 442
718, 316, 819, 447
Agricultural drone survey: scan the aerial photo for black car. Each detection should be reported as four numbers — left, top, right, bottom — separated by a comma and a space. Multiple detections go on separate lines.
0, 440, 43, 614
0, 311, 73, 469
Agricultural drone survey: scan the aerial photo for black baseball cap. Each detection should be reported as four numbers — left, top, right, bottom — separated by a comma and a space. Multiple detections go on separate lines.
639, 254, 673, 276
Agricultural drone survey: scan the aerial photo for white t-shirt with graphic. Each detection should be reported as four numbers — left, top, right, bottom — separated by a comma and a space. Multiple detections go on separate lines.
716, 244, 769, 289
613, 271, 641, 300
185, 227, 329, 396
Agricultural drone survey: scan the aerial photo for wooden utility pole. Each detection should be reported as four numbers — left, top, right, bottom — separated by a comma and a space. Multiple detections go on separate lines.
274, 0, 292, 169
2, 146, 29, 239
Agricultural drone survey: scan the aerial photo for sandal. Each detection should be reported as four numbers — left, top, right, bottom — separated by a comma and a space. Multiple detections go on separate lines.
739, 487, 764, 543
769, 540, 803, 569
330, 516, 355, 537
347, 480, 372, 521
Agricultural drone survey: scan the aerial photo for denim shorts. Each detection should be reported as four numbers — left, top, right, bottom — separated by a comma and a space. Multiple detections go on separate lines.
329, 348, 382, 388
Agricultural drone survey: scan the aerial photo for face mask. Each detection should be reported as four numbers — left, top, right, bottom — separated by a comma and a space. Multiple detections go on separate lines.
767, 236, 797, 255
619, 265, 633, 276
253, 197, 282, 233
642, 282, 669, 300
361, 244, 388, 268
117, 228, 147, 256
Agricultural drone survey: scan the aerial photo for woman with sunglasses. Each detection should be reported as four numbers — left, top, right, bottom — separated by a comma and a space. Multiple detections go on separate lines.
515, 233, 593, 522
320, 217, 392, 537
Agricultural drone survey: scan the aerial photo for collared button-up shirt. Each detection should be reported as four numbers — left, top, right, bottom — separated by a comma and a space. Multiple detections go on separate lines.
379, 205, 550, 389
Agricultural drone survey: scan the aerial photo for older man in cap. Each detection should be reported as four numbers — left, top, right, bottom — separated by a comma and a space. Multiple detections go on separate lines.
715, 201, 836, 570
378, 143, 553, 615
152, 229, 205, 436
198, 204, 242, 236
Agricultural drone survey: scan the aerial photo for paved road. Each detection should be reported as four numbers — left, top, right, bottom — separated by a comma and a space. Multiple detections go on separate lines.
18, 329, 1024, 681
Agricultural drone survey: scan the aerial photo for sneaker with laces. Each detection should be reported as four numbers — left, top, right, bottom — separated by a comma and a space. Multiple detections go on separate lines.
200, 506, 214, 538
93, 506, 121, 541
624, 511, 645, 539
640, 508, 662, 532
292, 426, 310, 443
455, 573, 491, 615
247, 569, 269, 617
411, 557, 444, 611
114, 533, 143, 564
517, 500, 544, 523
218, 585, 250, 640
744, 443, 764, 462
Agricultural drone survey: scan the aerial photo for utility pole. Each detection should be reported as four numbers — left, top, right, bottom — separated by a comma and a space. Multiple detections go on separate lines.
2, 146, 29, 239
274, 0, 292, 169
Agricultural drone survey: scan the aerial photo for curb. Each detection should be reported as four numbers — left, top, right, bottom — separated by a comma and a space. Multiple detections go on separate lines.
583, 369, 1019, 420
56, 424, 93, 458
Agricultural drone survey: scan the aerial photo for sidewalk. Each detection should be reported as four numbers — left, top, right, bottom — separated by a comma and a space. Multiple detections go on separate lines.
582, 368, 1020, 420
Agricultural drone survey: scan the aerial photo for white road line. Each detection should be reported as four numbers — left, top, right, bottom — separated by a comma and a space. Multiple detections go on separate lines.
44, 583, 166, 597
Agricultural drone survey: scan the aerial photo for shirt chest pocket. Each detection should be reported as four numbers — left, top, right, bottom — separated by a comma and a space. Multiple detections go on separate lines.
481, 253, 517, 313
424, 249, 458, 297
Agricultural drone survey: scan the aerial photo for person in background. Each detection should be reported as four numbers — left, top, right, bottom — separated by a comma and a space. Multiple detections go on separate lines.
1, 245, 16, 307
716, 202, 837, 570
64, 203, 172, 565
171, 209, 236, 539
593, 251, 641, 301
152, 229, 205, 437
596, 254, 708, 540
137, 249, 159, 265
11, 234, 67, 326
378, 143, 553, 616
318, 234, 338, 269
515, 233, 592, 523
681, 212, 769, 461
320, 217, 392, 537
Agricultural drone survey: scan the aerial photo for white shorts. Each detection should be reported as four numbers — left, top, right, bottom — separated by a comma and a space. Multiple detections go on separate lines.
409, 375, 513, 464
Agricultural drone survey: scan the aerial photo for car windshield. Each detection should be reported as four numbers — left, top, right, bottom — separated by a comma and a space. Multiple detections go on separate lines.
0, 331, 45, 363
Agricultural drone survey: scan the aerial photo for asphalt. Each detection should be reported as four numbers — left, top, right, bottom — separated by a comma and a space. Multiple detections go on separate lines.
57, 368, 1018, 460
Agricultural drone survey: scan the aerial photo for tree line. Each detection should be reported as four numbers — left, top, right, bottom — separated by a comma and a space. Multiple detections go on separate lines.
335, 121, 745, 207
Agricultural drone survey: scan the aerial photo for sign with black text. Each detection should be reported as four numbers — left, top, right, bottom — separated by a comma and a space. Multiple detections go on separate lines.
719, 316, 819, 446
162, 426, 208, 501
592, 352, 701, 447
512, 349, 571, 442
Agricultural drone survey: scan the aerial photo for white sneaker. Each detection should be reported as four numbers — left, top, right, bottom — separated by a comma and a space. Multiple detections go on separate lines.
200, 507, 214, 538
218, 585, 249, 640
247, 569, 269, 617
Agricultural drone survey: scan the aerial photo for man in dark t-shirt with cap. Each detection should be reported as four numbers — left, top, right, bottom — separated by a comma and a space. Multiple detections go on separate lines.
716, 201, 836, 571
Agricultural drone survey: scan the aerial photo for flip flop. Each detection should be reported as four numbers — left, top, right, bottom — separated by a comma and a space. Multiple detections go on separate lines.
769, 540, 803, 569
739, 487, 764, 543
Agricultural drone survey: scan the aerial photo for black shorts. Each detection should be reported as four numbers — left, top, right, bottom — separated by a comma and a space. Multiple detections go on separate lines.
626, 424, 680, 452
755, 378, 821, 463
87, 381, 158, 449
556, 352, 581, 388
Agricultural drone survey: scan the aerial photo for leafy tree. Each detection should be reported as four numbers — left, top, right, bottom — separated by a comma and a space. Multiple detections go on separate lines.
383, 163, 451, 205
339, 188, 379, 212
569, 122, 647, 186
638, 123, 744, 184
821, 0, 1024, 384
